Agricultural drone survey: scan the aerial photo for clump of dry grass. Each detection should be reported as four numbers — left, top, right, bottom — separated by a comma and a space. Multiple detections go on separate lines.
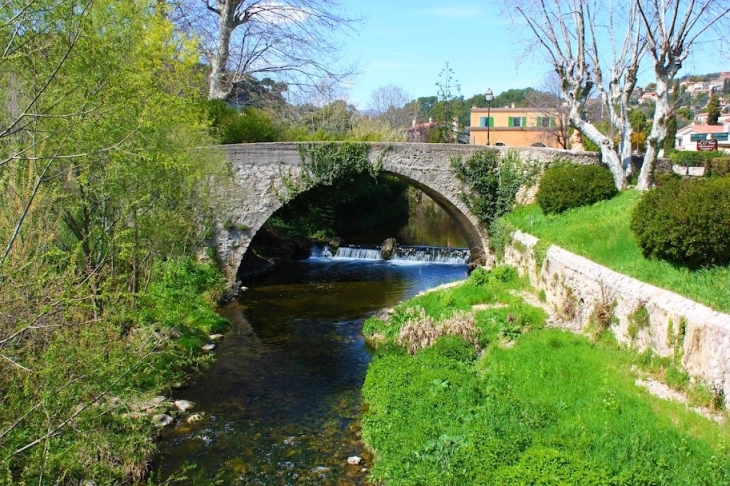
396, 307, 479, 354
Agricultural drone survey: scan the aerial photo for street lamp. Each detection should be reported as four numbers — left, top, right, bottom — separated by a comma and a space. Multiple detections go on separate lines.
485, 88, 493, 145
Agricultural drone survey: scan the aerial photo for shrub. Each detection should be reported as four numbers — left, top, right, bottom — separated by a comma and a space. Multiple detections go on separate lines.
536, 163, 617, 214
669, 150, 724, 167
630, 176, 730, 268
705, 157, 730, 177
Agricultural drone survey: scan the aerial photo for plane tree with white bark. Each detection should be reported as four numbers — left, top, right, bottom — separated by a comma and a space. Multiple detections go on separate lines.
174, 0, 360, 100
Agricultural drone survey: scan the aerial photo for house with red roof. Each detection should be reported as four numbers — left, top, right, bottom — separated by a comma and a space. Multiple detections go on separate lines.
675, 123, 730, 151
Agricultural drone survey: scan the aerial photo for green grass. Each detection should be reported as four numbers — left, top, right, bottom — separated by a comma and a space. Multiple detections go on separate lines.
361, 268, 730, 486
503, 190, 730, 312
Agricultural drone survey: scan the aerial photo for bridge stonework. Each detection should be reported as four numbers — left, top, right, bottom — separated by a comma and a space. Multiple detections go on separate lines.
212, 142, 599, 283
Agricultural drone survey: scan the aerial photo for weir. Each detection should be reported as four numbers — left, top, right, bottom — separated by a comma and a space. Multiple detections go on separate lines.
311, 244, 471, 264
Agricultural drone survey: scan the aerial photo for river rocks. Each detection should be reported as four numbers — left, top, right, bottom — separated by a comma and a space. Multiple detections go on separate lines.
329, 237, 342, 253
380, 238, 397, 260
186, 413, 204, 424
152, 414, 173, 428
174, 399, 194, 412
201, 343, 216, 352
209, 333, 224, 341
347, 456, 362, 465
131, 396, 167, 412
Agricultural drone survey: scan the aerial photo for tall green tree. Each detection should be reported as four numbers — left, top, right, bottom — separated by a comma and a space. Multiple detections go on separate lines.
707, 92, 721, 125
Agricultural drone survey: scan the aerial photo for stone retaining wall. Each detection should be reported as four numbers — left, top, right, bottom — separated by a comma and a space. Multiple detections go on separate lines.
503, 230, 730, 405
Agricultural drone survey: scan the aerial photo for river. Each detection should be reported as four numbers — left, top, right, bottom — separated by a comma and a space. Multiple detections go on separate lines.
155, 251, 468, 484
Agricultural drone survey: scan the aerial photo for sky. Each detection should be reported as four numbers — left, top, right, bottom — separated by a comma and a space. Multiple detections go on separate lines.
337, 0, 728, 110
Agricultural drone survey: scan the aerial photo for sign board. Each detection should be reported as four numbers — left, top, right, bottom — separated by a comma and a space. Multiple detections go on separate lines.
697, 139, 718, 151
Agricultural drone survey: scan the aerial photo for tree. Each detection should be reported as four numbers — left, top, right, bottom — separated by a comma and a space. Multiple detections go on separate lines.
526, 74, 569, 149
368, 85, 412, 130
724, 78, 730, 95
512, 0, 628, 189
432, 62, 461, 143
175, 0, 360, 100
587, 0, 645, 175
635, 0, 730, 189
707, 92, 721, 125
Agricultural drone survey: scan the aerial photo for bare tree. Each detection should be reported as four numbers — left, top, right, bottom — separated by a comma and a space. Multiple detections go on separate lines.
512, 0, 627, 189
368, 85, 412, 130
175, 0, 360, 100
636, 0, 730, 189
527, 73, 570, 149
587, 0, 645, 175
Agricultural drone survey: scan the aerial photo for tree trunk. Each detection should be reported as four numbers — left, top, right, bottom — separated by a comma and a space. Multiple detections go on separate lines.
208, 1, 237, 100
571, 111, 627, 190
637, 76, 670, 190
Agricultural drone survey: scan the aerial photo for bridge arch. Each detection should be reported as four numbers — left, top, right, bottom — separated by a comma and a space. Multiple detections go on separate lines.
212, 142, 600, 283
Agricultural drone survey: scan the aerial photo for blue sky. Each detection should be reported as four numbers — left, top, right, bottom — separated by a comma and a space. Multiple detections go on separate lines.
339, 1, 727, 109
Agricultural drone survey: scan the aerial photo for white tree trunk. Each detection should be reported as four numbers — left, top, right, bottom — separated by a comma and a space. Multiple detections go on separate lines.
208, 1, 238, 100
570, 110, 626, 189
637, 76, 670, 190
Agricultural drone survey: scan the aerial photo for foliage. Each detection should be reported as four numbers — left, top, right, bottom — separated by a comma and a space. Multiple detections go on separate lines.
669, 150, 726, 167
630, 176, 730, 268
488, 218, 516, 262
707, 92, 721, 125
362, 273, 730, 486
504, 191, 730, 312
206, 99, 280, 143
269, 143, 408, 239
0, 1, 227, 481
452, 150, 539, 225
536, 163, 618, 214
432, 62, 461, 143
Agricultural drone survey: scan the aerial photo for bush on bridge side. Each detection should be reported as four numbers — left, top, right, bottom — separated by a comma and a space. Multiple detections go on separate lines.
536, 163, 617, 215
630, 175, 730, 268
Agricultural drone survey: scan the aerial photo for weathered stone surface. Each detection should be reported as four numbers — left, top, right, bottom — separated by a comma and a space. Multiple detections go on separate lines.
504, 230, 730, 406
380, 238, 397, 260
212, 142, 600, 282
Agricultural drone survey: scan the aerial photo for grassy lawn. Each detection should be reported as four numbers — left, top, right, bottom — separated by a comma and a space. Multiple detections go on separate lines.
361, 269, 730, 486
502, 190, 730, 313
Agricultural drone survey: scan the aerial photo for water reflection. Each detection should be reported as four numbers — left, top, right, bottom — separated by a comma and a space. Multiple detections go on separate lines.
156, 258, 467, 484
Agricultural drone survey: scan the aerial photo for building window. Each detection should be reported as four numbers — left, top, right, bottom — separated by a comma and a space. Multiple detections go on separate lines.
711, 133, 729, 141
479, 116, 493, 128
537, 117, 552, 128
690, 133, 706, 142
509, 117, 526, 127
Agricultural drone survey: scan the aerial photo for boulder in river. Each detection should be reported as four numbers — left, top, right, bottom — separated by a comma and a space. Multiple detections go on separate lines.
380, 238, 397, 260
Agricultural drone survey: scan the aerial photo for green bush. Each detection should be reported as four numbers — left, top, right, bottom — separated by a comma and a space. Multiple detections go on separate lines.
536, 163, 618, 214
206, 99, 279, 143
705, 157, 730, 177
630, 176, 730, 268
669, 150, 724, 167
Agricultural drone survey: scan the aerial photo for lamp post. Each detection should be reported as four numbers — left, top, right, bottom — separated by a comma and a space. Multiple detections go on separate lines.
485, 88, 493, 145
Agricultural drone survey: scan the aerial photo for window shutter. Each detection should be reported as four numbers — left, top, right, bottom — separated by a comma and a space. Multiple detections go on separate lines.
508, 117, 513, 127
522, 116, 527, 127
550, 118, 556, 128
479, 117, 487, 127
537, 117, 542, 127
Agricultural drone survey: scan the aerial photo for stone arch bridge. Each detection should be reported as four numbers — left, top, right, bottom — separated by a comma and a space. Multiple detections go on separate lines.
211, 142, 599, 282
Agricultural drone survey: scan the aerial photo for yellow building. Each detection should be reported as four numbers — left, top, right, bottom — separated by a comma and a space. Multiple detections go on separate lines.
469, 107, 564, 148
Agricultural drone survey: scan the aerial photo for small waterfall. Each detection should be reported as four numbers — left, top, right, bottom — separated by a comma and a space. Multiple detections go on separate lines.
311, 244, 469, 264
334, 247, 382, 260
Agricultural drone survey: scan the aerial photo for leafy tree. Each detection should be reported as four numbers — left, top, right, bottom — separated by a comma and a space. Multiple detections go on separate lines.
707, 92, 721, 125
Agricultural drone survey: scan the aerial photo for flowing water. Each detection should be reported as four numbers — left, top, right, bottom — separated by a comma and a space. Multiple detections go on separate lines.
156, 255, 468, 484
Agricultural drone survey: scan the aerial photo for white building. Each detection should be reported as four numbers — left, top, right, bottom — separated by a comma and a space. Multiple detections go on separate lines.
675, 123, 730, 152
